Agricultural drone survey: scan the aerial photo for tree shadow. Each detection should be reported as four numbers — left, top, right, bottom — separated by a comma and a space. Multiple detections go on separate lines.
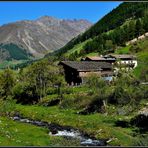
130, 114, 148, 134
114, 120, 130, 128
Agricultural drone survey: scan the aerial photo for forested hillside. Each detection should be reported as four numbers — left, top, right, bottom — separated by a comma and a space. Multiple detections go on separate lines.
0, 43, 33, 69
49, 2, 148, 59
0, 43, 32, 61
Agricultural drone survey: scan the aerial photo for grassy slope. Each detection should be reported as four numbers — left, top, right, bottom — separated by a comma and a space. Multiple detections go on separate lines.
115, 45, 131, 54
0, 116, 81, 146
57, 18, 137, 59
0, 117, 50, 146
63, 39, 91, 57
77, 52, 99, 60
133, 38, 148, 78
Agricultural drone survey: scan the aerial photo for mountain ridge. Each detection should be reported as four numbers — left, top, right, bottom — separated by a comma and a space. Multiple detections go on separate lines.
0, 15, 92, 60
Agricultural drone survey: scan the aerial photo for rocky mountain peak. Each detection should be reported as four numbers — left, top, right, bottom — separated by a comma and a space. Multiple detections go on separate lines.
0, 16, 92, 60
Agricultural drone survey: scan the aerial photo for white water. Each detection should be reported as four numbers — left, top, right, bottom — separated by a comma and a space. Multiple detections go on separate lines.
49, 130, 82, 139
48, 129, 103, 146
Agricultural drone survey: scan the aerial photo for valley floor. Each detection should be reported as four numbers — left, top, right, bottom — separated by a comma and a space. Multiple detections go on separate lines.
0, 36, 147, 147
1, 103, 146, 146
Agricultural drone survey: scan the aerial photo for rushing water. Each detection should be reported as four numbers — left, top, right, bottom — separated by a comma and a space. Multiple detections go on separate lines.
10, 114, 107, 146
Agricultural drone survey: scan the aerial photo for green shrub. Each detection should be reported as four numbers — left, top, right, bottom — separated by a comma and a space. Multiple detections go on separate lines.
46, 87, 74, 95
46, 87, 57, 95
139, 66, 148, 81
0, 96, 16, 116
12, 82, 39, 104
129, 44, 142, 53
61, 87, 74, 94
59, 96, 75, 109
134, 135, 148, 146
38, 94, 60, 106
59, 93, 93, 110
86, 74, 106, 88
0, 68, 16, 100
111, 72, 147, 107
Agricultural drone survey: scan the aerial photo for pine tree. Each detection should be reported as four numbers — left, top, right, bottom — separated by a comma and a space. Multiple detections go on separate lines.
0, 68, 16, 99
143, 14, 148, 32
128, 21, 135, 40
135, 19, 143, 37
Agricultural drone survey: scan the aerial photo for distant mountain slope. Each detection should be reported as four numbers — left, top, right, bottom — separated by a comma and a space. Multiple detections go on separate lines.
0, 16, 92, 59
50, 2, 148, 59
0, 43, 31, 61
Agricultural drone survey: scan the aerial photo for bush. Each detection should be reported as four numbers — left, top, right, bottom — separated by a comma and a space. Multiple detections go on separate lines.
46, 87, 57, 95
59, 94, 76, 109
78, 95, 105, 115
85, 74, 107, 94
38, 95, 60, 106
134, 135, 148, 146
129, 44, 142, 53
141, 85, 148, 99
0, 96, 16, 116
0, 68, 16, 100
61, 87, 74, 94
111, 72, 146, 107
139, 67, 148, 81
112, 86, 131, 105
12, 82, 39, 104
59, 94, 93, 110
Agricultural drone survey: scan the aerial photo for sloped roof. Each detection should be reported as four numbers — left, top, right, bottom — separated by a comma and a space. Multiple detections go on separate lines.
85, 56, 106, 61
85, 56, 116, 61
106, 54, 136, 59
59, 61, 112, 72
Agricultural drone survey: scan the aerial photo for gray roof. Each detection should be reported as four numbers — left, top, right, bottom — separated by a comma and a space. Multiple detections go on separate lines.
59, 61, 112, 72
85, 56, 106, 60
106, 54, 136, 60
85, 56, 116, 61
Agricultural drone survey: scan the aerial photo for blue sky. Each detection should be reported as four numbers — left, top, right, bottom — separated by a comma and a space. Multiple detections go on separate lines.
0, 2, 122, 25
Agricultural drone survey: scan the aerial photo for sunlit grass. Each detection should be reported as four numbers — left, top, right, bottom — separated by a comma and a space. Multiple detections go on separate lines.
0, 116, 81, 146
0, 117, 50, 146
14, 104, 138, 146
64, 39, 91, 56
115, 46, 131, 54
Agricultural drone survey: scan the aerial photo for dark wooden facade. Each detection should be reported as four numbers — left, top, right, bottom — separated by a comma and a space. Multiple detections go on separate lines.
59, 61, 113, 85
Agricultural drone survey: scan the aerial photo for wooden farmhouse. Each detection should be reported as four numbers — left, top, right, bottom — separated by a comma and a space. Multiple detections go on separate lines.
59, 61, 114, 86
82, 54, 137, 70
104, 54, 137, 69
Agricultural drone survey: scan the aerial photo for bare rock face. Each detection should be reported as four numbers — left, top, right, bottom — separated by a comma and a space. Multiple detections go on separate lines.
0, 16, 92, 59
